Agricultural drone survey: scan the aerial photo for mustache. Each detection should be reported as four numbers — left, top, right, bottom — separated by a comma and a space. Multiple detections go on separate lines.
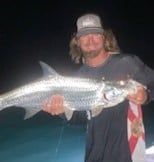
82, 48, 103, 58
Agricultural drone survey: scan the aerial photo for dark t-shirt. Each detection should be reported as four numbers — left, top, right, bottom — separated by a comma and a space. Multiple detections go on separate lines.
68, 54, 154, 162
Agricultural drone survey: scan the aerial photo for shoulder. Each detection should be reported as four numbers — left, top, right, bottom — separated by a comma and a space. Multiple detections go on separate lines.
111, 53, 143, 65
111, 53, 136, 60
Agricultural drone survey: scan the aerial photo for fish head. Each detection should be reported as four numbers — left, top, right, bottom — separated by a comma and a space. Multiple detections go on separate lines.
98, 79, 140, 107
103, 79, 143, 101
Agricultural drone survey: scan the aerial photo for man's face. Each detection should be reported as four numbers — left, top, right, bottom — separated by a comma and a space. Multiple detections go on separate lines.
78, 33, 104, 59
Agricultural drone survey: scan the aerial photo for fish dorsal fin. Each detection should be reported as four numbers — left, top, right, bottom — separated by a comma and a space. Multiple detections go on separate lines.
39, 61, 59, 77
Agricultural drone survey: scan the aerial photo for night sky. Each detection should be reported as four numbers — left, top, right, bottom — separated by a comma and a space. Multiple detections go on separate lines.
0, 0, 154, 90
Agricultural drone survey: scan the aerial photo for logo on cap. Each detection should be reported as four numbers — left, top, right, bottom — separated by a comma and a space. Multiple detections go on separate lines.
82, 17, 96, 28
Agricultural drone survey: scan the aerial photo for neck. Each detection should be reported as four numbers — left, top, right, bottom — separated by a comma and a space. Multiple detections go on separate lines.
85, 51, 110, 67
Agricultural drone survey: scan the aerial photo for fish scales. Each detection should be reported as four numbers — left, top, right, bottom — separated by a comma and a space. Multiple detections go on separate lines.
0, 61, 143, 119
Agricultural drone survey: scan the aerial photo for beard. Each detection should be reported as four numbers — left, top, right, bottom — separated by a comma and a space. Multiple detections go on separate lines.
82, 48, 103, 59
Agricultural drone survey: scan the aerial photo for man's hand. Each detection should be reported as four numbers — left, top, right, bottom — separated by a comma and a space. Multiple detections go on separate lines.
42, 95, 65, 115
127, 86, 148, 105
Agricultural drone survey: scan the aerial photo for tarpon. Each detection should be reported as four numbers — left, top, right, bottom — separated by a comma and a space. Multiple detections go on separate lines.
0, 61, 143, 119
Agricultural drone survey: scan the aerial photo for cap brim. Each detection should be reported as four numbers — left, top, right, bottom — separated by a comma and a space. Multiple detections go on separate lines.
77, 28, 104, 37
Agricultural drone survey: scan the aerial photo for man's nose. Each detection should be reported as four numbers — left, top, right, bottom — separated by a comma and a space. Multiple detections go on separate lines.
87, 35, 94, 44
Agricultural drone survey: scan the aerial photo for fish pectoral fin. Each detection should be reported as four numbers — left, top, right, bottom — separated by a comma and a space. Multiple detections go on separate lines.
24, 109, 40, 120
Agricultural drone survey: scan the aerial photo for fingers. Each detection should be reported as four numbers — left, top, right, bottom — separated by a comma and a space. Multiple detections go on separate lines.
50, 95, 64, 115
42, 95, 65, 115
127, 86, 147, 105
127, 95, 144, 105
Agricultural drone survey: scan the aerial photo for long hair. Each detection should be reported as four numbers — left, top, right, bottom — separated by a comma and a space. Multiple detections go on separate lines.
69, 29, 121, 64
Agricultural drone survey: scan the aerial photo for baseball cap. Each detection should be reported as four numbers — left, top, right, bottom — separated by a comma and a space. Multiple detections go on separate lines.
76, 14, 104, 37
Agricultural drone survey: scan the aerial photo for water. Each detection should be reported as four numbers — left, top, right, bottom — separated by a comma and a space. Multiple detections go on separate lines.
0, 108, 86, 162
0, 102, 153, 162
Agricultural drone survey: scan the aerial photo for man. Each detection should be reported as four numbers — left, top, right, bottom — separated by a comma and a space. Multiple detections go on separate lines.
43, 13, 154, 162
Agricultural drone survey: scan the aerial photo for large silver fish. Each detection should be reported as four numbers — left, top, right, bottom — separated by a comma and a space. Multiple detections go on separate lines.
0, 61, 143, 119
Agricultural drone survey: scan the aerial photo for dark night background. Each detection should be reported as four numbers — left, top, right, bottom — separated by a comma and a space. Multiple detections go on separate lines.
0, 1, 154, 162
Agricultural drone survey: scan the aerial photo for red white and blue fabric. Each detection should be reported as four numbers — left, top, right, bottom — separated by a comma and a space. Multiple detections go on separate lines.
127, 102, 146, 162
